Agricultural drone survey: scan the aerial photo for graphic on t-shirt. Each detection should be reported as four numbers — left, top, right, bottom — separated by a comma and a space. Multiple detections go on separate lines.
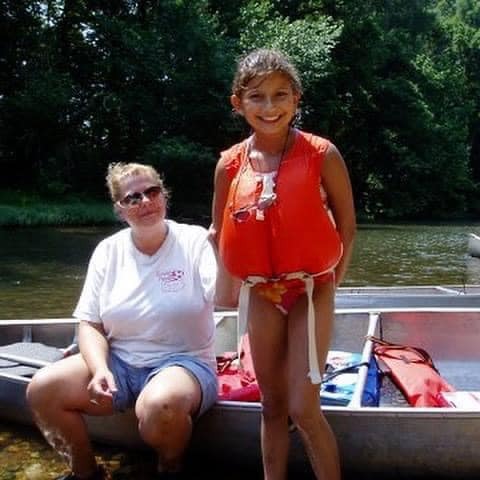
157, 269, 185, 292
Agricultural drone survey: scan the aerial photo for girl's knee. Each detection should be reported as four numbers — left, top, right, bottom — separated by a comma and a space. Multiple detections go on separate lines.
288, 395, 323, 431
261, 393, 288, 421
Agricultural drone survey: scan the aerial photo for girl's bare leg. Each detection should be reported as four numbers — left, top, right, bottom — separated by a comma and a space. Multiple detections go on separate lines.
248, 290, 289, 480
287, 280, 341, 480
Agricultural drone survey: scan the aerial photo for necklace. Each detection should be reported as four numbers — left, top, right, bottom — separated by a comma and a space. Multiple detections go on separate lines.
253, 128, 292, 219
230, 128, 294, 223
249, 128, 292, 173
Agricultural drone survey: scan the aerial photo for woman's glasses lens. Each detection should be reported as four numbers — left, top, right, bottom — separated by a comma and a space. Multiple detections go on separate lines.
119, 186, 162, 207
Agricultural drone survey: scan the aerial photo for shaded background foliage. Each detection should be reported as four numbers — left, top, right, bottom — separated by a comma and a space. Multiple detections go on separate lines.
0, 0, 478, 220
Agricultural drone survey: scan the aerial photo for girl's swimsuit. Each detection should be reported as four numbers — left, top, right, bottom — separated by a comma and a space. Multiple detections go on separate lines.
254, 273, 333, 314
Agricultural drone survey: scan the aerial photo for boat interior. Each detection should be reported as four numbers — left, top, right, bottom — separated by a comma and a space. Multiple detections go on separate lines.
2, 309, 480, 411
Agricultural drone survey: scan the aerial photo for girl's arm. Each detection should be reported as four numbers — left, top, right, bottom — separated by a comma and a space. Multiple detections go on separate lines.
210, 157, 241, 308
321, 143, 356, 286
210, 156, 231, 245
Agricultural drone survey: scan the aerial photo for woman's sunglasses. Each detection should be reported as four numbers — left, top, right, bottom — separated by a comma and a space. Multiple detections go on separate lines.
117, 185, 162, 208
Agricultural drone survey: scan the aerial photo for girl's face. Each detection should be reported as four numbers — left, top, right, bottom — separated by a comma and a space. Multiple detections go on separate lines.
231, 71, 300, 137
116, 173, 167, 229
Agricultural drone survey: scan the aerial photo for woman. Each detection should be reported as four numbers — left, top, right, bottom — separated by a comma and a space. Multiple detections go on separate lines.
27, 162, 218, 480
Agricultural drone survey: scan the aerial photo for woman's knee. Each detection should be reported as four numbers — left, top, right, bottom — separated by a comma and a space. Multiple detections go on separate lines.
27, 357, 89, 411
137, 394, 190, 443
27, 367, 61, 409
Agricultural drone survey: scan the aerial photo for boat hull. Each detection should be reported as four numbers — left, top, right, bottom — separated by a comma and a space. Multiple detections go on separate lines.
3, 383, 480, 477
468, 233, 480, 258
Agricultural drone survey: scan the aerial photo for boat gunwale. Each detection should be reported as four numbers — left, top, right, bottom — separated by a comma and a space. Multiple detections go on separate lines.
3, 305, 480, 326
338, 284, 480, 294
213, 401, 480, 417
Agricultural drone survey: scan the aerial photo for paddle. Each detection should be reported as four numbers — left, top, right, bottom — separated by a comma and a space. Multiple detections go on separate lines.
0, 353, 51, 368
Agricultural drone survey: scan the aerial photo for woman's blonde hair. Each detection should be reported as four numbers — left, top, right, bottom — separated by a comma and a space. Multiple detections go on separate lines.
232, 48, 303, 97
106, 162, 170, 203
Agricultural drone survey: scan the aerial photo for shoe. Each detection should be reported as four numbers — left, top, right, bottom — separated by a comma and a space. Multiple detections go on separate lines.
56, 465, 108, 480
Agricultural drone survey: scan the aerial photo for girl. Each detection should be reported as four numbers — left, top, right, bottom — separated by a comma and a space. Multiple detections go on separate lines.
211, 49, 355, 480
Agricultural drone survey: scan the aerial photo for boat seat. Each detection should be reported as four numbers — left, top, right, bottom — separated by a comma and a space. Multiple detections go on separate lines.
0, 342, 64, 378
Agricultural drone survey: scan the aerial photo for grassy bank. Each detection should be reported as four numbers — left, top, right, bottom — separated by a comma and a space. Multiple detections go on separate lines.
0, 191, 116, 226
0, 191, 214, 227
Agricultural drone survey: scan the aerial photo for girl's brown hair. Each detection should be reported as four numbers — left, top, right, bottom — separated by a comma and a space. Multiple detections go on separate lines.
232, 48, 303, 97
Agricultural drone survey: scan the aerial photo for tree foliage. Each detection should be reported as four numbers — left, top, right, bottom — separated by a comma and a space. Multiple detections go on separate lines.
0, 0, 477, 219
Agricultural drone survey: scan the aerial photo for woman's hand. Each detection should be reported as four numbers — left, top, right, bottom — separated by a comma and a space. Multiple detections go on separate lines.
87, 367, 117, 405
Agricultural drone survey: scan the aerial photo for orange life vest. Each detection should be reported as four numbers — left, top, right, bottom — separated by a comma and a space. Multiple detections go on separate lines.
219, 130, 343, 280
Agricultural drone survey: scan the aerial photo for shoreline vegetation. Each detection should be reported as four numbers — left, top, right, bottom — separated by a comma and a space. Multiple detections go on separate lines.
0, 191, 116, 227
0, 202, 117, 227
0, 191, 213, 227
1, 197, 478, 228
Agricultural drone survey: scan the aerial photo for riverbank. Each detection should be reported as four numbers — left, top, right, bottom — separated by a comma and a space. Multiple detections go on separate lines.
0, 190, 116, 227
1, 191, 476, 227
0, 195, 211, 227
0, 203, 117, 227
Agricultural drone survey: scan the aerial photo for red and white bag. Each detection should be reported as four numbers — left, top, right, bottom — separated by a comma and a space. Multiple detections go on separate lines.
216, 334, 260, 402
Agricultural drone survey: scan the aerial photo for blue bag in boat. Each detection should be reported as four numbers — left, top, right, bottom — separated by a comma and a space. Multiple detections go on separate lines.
320, 351, 381, 407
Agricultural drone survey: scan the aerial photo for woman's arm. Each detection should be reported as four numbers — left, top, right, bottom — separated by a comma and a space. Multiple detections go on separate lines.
79, 320, 109, 373
74, 239, 117, 403
210, 157, 241, 308
321, 143, 356, 286
78, 320, 117, 403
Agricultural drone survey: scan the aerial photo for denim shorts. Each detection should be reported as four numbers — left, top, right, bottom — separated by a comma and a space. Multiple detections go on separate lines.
108, 352, 218, 418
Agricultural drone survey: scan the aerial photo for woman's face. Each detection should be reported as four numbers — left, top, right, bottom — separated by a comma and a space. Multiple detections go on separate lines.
231, 71, 299, 137
116, 173, 166, 228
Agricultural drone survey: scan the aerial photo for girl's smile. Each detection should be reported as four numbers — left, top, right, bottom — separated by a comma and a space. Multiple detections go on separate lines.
231, 72, 300, 138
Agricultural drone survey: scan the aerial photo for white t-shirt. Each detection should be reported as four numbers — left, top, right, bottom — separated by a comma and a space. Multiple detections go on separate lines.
73, 220, 217, 370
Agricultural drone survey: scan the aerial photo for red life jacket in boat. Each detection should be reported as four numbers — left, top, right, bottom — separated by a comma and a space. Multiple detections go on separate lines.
219, 130, 343, 280
369, 336, 456, 407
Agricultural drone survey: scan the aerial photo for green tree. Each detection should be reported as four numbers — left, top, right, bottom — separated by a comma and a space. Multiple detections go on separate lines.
433, 0, 480, 211
305, 0, 474, 218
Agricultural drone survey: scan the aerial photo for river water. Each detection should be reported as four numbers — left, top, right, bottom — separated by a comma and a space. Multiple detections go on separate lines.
1, 222, 480, 479
1, 222, 480, 320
